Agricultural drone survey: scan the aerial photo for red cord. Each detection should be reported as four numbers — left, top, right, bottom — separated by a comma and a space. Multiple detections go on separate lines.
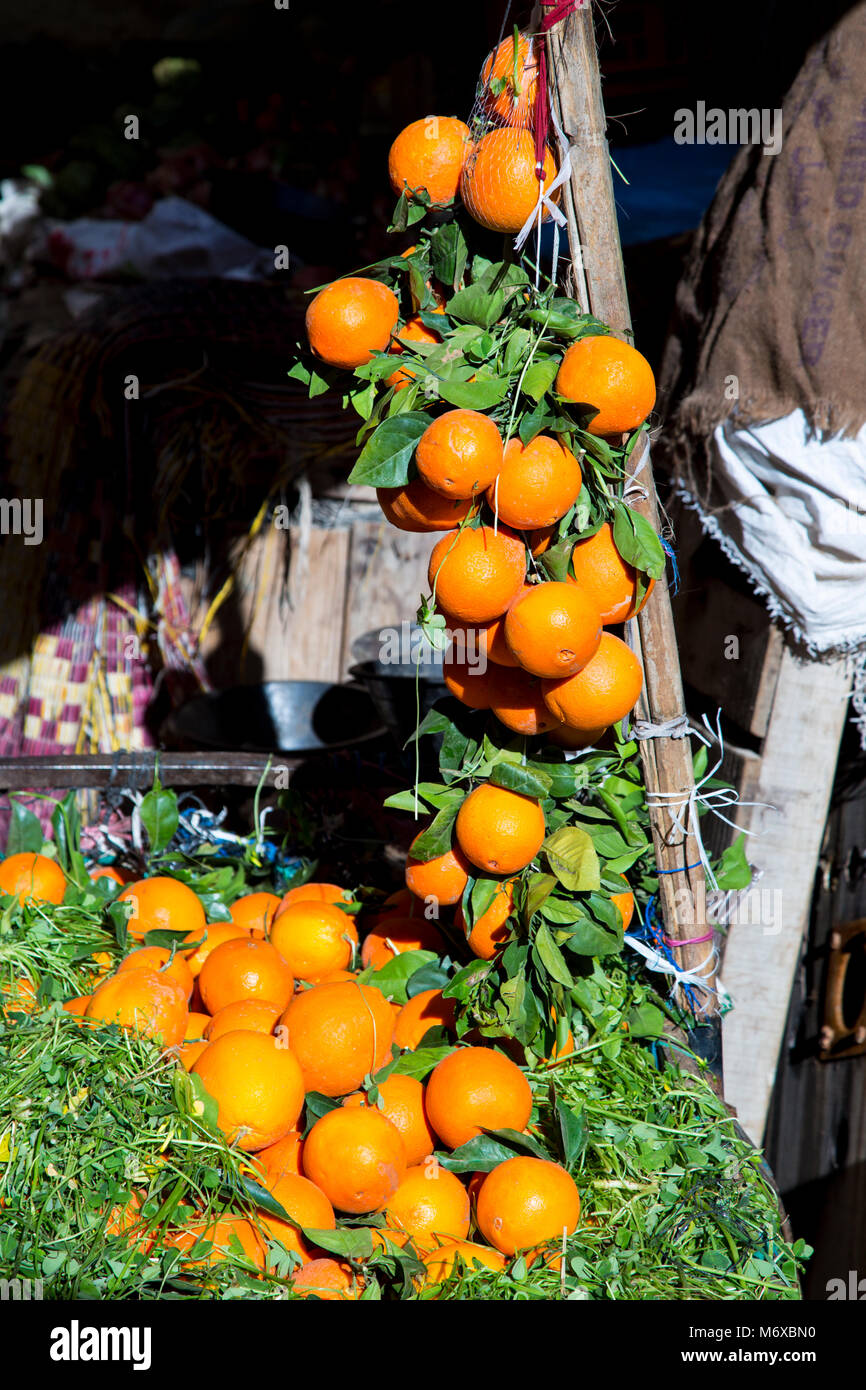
533, 0, 582, 180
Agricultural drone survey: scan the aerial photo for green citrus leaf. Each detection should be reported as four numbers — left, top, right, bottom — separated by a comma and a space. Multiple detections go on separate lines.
544, 826, 601, 892
347, 412, 429, 487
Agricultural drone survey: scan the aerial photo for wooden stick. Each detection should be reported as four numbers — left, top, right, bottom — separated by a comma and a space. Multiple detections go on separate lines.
0, 753, 297, 790
547, 4, 715, 1017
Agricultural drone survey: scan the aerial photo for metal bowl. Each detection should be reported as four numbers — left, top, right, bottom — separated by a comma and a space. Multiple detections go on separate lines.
162, 680, 385, 754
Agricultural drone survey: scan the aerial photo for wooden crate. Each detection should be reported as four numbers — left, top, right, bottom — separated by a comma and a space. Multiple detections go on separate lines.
191, 491, 433, 687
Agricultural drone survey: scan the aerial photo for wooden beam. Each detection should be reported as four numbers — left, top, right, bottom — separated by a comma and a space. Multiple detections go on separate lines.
548, 4, 714, 1017
0, 753, 296, 789
721, 650, 850, 1143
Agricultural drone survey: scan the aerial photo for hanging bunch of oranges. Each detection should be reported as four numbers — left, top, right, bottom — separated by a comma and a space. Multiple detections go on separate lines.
300, 26, 659, 761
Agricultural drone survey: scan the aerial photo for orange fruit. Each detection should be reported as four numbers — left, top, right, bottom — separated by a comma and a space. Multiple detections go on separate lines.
504, 581, 602, 679
279, 981, 396, 1097
456, 784, 546, 875
198, 938, 295, 1014
360, 915, 444, 971
460, 130, 558, 234
524, 1243, 566, 1273
63, 994, 91, 1017
388, 116, 471, 205
385, 316, 442, 391
256, 1128, 306, 1182
117, 946, 194, 1001
269, 901, 358, 983
306, 277, 399, 371
476, 1156, 581, 1254
178, 1039, 209, 1071
165, 1216, 266, 1272
377, 479, 474, 533
2, 976, 37, 1014
104, 1189, 149, 1247
455, 879, 515, 959
291, 1257, 364, 1300
383, 1161, 470, 1246
547, 724, 607, 750
183, 920, 246, 977
87, 864, 127, 886
367, 888, 424, 924
556, 336, 656, 436
425, 1047, 532, 1150
89, 951, 114, 980
467, 1170, 486, 1209
0, 852, 65, 905
229, 892, 282, 939
204, 998, 281, 1042
567, 521, 654, 623
416, 410, 503, 500
118, 876, 206, 944
303, 1105, 406, 1213
192, 1029, 305, 1151
393, 988, 456, 1050
421, 1239, 505, 1282
611, 877, 635, 931
275, 882, 353, 916
404, 834, 470, 906
258, 1171, 336, 1263
481, 31, 538, 128
443, 596, 524, 670
429, 525, 526, 624
542, 631, 643, 732
342, 1074, 436, 1166
442, 656, 495, 710
546, 1006, 575, 1063
486, 436, 581, 530
85, 968, 188, 1048
318, 968, 359, 985
528, 525, 557, 557
485, 662, 561, 736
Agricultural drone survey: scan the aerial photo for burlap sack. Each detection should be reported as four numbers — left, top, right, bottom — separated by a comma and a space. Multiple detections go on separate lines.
659, 2, 866, 504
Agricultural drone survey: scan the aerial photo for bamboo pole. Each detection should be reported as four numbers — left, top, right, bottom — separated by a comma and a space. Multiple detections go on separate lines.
546, 5, 716, 1025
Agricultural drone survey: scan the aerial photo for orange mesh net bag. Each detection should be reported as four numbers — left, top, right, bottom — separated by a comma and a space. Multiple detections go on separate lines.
460, 4, 576, 280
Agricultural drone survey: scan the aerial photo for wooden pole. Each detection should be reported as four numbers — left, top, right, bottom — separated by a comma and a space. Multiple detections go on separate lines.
546, 4, 716, 1025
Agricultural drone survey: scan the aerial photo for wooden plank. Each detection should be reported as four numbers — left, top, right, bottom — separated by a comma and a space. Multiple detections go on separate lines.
721, 649, 851, 1144
282, 527, 351, 684
549, 6, 714, 1018
671, 506, 785, 740
341, 520, 433, 675
197, 525, 351, 687
764, 739, 866, 1297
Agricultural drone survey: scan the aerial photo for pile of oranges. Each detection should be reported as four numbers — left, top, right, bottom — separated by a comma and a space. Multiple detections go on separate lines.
1, 859, 587, 1296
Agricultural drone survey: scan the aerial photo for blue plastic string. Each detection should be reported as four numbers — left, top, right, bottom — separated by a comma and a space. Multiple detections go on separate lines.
660, 535, 680, 595
656, 861, 703, 875
631, 892, 701, 1013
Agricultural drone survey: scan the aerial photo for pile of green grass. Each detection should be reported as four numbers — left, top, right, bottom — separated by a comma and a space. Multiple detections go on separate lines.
0, 999, 806, 1301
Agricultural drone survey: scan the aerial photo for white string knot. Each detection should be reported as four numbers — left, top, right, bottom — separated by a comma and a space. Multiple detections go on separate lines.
643, 709, 776, 892
632, 714, 691, 741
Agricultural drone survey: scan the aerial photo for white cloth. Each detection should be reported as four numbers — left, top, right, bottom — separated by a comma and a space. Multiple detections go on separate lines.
682, 409, 866, 655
